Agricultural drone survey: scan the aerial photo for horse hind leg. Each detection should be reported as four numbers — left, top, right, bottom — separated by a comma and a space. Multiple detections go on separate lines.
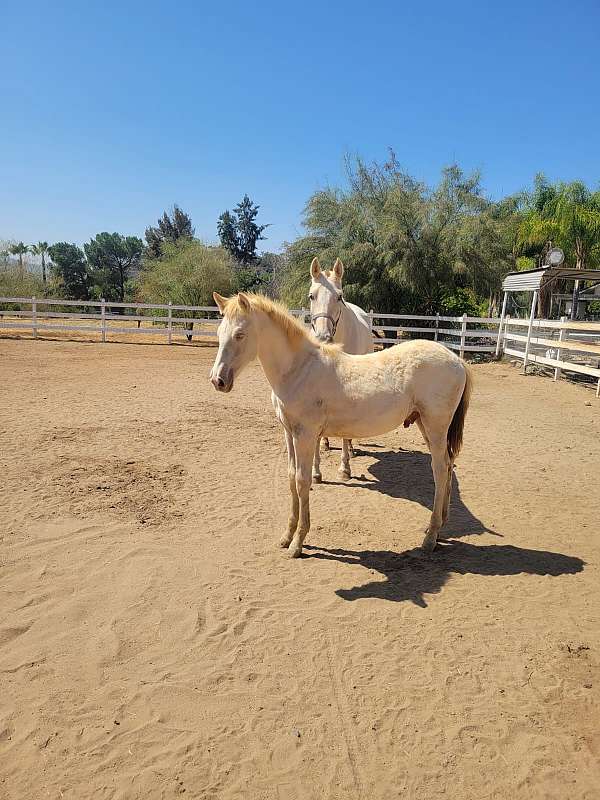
442, 462, 453, 526
338, 439, 351, 481
419, 418, 451, 553
312, 437, 323, 484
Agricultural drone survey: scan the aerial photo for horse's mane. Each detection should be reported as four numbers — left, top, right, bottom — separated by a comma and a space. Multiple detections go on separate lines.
223, 294, 340, 353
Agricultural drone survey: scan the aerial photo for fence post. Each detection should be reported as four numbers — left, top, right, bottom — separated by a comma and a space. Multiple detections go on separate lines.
32, 296, 37, 339
495, 291, 509, 358
554, 315, 566, 382
168, 302, 173, 345
434, 313, 439, 342
522, 289, 538, 373
101, 298, 106, 343
459, 313, 467, 359
369, 309, 374, 335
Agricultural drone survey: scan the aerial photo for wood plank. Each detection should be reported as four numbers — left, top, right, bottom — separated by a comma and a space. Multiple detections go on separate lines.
505, 332, 600, 355
504, 347, 600, 378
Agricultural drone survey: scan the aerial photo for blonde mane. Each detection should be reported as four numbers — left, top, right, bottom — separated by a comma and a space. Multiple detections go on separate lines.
224, 294, 340, 352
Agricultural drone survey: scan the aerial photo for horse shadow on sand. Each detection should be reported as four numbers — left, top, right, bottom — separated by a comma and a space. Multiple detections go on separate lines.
309, 446, 585, 606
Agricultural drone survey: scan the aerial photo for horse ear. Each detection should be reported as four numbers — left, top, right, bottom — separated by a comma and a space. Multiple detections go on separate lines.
310, 257, 321, 279
213, 292, 227, 314
333, 258, 344, 280
237, 292, 251, 312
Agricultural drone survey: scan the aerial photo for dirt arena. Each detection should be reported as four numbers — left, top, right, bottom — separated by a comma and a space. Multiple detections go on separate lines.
1, 338, 599, 800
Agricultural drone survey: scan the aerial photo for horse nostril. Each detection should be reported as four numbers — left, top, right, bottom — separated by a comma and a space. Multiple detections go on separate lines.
217, 377, 225, 388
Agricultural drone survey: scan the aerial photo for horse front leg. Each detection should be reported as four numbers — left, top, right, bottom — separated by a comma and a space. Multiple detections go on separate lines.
312, 437, 322, 484
288, 433, 316, 558
338, 439, 351, 481
280, 429, 299, 548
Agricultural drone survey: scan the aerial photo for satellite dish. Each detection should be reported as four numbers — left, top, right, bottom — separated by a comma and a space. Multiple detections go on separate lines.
547, 247, 564, 266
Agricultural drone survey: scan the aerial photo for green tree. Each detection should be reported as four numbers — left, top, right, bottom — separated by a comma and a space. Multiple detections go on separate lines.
137, 238, 233, 308
8, 242, 29, 272
145, 206, 194, 258
30, 241, 50, 284
84, 232, 144, 302
47, 242, 89, 299
520, 177, 600, 317
281, 155, 518, 314
217, 195, 268, 265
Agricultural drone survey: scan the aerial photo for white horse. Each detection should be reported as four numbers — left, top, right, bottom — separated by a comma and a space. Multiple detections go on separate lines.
307, 257, 373, 483
210, 292, 472, 558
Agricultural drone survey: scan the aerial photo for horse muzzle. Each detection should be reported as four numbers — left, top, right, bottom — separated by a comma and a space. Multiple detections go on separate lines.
210, 367, 234, 393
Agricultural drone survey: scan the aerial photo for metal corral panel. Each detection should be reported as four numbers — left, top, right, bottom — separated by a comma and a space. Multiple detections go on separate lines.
502, 269, 546, 291
502, 267, 600, 292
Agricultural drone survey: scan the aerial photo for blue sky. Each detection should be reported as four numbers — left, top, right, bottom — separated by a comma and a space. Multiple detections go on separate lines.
2, 0, 599, 253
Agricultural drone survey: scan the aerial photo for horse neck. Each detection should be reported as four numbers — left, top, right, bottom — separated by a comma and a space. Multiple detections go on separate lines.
255, 311, 312, 394
334, 302, 356, 347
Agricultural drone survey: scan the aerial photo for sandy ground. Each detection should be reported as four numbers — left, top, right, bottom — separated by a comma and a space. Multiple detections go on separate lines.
1, 338, 599, 800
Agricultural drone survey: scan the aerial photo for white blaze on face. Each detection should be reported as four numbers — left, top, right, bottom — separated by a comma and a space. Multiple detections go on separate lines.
209, 292, 257, 393
309, 257, 345, 343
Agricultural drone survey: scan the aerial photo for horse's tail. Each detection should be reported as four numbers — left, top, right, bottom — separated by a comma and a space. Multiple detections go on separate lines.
447, 365, 472, 461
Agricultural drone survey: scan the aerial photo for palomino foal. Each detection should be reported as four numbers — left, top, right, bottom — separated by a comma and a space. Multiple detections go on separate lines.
210, 292, 471, 558
308, 257, 373, 483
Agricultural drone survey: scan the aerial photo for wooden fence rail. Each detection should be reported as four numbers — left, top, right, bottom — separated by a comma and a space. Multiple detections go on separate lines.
1, 296, 599, 395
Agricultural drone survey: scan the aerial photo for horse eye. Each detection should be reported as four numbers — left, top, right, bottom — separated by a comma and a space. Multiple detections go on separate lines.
234, 332, 245, 341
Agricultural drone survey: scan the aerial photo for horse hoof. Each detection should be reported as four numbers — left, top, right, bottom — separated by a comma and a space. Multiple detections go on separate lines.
312, 473, 322, 484
288, 545, 303, 558
421, 531, 438, 553
280, 535, 293, 548
338, 470, 351, 482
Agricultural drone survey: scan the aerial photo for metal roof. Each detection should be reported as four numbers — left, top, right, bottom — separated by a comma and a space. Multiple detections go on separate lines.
502, 266, 600, 292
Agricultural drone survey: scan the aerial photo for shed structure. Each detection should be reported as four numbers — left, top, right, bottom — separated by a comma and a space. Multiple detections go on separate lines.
496, 267, 600, 369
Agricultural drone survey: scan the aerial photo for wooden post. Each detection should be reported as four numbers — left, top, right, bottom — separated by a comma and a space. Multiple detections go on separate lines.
32, 296, 37, 339
522, 290, 538, 373
434, 313, 439, 341
459, 313, 467, 359
168, 301, 173, 345
495, 291, 509, 358
101, 298, 106, 343
554, 315, 566, 382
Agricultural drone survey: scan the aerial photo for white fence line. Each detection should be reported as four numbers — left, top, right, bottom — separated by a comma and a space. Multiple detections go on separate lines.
2, 295, 599, 395
0, 297, 500, 354
502, 315, 600, 396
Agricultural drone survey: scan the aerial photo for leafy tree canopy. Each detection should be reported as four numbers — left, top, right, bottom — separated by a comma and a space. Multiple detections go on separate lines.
280, 154, 521, 314
218, 195, 268, 265
47, 242, 89, 300
136, 238, 233, 311
84, 232, 143, 302
145, 206, 194, 258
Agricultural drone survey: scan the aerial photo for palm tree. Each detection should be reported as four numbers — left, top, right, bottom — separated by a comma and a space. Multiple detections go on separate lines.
30, 241, 50, 284
520, 179, 600, 318
8, 242, 29, 272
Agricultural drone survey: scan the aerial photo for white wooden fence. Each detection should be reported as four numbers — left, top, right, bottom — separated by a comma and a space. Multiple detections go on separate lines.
0, 297, 499, 356
1, 296, 599, 395
497, 315, 600, 396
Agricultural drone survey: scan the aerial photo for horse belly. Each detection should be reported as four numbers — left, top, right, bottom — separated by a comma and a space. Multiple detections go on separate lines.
325, 399, 408, 439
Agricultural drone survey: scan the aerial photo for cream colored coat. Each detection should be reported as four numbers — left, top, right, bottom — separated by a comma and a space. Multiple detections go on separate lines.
210, 292, 471, 559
